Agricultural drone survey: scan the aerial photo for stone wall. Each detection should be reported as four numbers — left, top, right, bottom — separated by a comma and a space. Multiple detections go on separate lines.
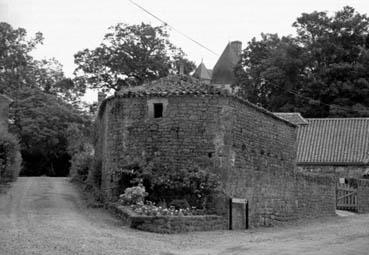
220, 98, 298, 227
97, 95, 237, 199
108, 203, 227, 233
295, 172, 336, 217
298, 165, 368, 179
131, 215, 227, 233
96, 94, 337, 229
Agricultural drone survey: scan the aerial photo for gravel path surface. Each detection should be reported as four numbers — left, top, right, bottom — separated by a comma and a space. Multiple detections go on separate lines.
1, 177, 369, 255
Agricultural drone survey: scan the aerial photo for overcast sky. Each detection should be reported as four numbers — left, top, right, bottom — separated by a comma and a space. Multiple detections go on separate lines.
1, 0, 369, 102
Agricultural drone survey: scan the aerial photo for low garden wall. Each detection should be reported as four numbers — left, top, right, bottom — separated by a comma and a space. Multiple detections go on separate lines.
108, 203, 227, 233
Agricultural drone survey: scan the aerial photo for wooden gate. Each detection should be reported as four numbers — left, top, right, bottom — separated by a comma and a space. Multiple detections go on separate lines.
336, 181, 358, 212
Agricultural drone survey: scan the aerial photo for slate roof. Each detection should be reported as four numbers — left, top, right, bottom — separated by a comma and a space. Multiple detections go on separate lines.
193, 62, 211, 81
297, 118, 369, 165
274, 112, 308, 125
211, 41, 241, 85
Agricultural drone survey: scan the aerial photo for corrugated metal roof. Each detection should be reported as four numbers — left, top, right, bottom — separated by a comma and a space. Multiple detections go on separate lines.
274, 112, 308, 125
297, 118, 369, 165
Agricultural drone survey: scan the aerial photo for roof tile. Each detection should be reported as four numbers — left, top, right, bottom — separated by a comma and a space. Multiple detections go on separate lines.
297, 118, 369, 165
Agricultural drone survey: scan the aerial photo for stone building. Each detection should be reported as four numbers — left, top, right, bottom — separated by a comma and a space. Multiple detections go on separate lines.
276, 113, 369, 178
95, 42, 336, 228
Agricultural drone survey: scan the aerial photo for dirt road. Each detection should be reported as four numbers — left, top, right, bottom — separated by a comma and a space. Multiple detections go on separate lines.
0, 177, 369, 255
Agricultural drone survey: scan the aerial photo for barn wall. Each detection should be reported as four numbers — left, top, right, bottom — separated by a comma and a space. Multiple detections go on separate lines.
297, 165, 368, 178
223, 99, 298, 227
295, 172, 336, 217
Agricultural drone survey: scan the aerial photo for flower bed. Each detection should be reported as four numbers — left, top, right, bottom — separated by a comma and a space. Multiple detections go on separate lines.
108, 203, 227, 234
130, 201, 203, 216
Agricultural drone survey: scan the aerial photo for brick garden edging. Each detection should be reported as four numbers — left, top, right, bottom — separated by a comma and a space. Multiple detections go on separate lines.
108, 203, 227, 233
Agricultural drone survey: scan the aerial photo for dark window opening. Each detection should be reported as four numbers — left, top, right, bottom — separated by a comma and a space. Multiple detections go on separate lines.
153, 103, 163, 118
208, 152, 213, 158
241, 144, 246, 151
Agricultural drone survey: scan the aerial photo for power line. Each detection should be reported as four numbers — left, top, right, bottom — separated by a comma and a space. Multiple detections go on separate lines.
128, 0, 219, 56
130, 0, 364, 115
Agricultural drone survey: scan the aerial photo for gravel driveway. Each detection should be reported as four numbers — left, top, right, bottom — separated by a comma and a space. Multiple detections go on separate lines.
0, 177, 369, 255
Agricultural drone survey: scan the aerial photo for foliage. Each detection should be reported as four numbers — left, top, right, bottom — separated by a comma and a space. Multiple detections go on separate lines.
69, 151, 93, 182
0, 22, 91, 176
235, 6, 369, 117
33, 59, 85, 103
10, 87, 90, 176
0, 131, 21, 182
74, 23, 195, 92
117, 162, 222, 210
169, 199, 190, 210
129, 201, 200, 216
0, 23, 84, 103
118, 184, 148, 205
0, 22, 43, 94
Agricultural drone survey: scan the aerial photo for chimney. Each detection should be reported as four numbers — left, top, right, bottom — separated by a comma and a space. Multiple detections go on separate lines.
97, 92, 106, 105
230, 41, 242, 57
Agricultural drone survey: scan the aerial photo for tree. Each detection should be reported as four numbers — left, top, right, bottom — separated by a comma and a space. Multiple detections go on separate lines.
11, 87, 90, 176
235, 6, 369, 117
0, 22, 43, 94
74, 23, 195, 92
33, 59, 85, 103
0, 22, 90, 176
235, 34, 305, 112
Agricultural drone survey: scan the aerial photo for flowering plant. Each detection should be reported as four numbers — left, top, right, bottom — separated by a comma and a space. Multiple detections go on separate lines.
118, 184, 148, 205
130, 201, 202, 216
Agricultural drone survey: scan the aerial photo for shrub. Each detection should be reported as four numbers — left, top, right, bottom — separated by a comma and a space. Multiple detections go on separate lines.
0, 131, 22, 182
69, 151, 93, 182
116, 162, 222, 210
118, 184, 148, 205
169, 199, 190, 210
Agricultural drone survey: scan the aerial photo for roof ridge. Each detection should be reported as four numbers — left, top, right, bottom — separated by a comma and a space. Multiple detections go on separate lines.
307, 118, 369, 121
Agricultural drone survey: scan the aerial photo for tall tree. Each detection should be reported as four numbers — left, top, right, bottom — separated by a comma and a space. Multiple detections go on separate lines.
235, 6, 369, 117
234, 34, 305, 112
12, 88, 90, 176
0, 22, 90, 176
74, 23, 195, 92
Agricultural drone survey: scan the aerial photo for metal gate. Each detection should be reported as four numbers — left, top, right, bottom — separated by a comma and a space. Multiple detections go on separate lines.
336, 181, 357, 212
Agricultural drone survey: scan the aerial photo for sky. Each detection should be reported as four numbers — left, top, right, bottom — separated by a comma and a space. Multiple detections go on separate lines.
1, 0, 369, 102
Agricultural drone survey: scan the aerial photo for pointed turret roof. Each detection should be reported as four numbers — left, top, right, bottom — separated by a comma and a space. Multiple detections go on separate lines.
193, 62, 211, 81
211, 41, 242, 85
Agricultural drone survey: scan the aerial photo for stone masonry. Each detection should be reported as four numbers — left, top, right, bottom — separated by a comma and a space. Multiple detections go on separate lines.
94, 75, 336, 228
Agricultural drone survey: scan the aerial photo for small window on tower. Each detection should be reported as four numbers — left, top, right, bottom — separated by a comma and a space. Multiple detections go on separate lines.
153, 103, 163, 118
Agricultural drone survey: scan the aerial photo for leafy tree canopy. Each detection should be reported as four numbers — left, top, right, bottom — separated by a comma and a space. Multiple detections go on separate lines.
11, 88, 90, 176
0, 22, 90, 176
235, 6, 369, 117
74, 23, 196, 92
